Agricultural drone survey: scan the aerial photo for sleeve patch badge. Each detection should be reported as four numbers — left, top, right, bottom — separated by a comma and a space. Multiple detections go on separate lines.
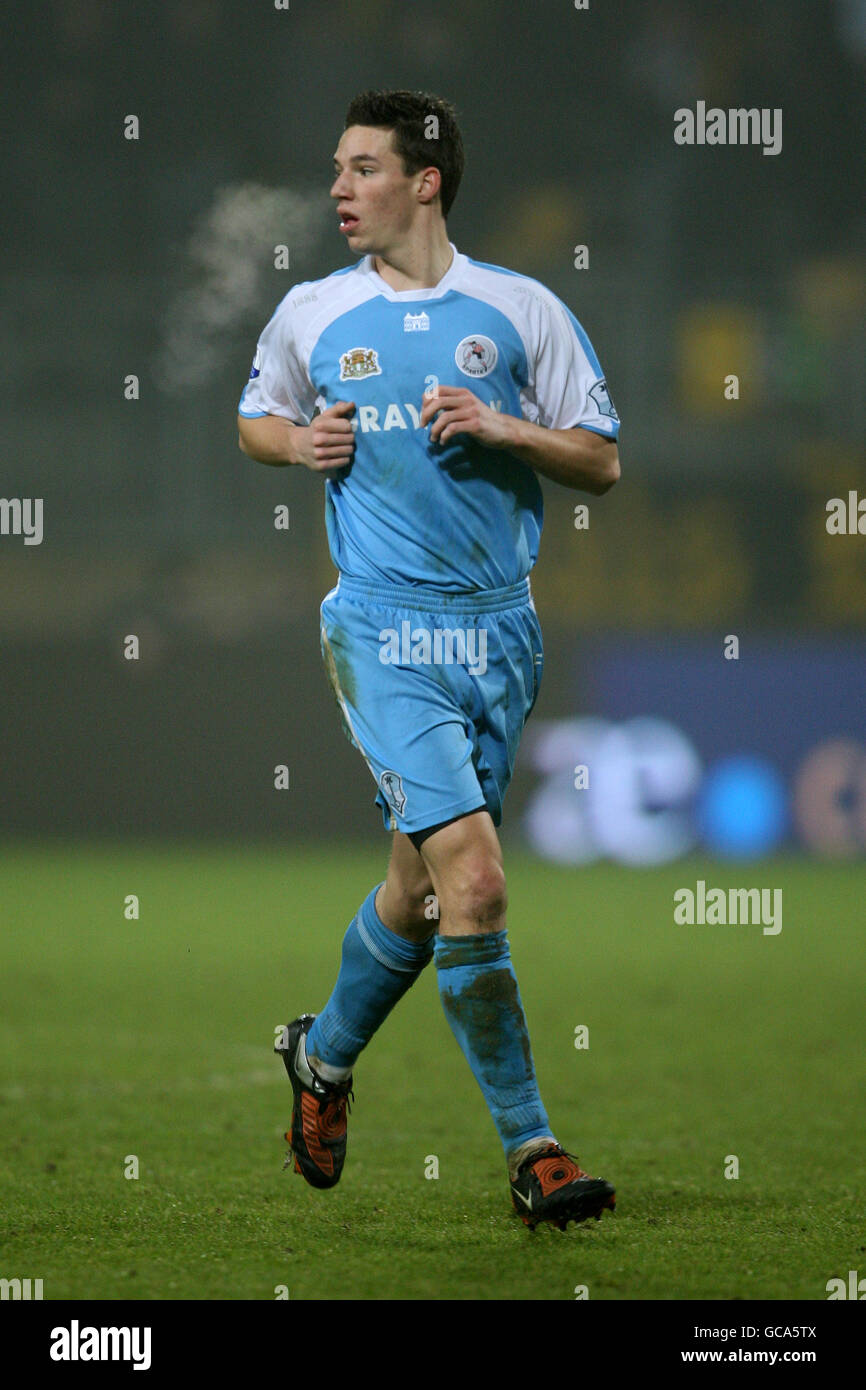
589, 379, 619, 421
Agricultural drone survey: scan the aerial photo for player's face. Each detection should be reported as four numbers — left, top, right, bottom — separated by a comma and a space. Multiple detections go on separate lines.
331, 126, 422, 256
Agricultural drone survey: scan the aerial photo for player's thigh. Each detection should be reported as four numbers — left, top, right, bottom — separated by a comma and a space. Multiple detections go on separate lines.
386, 831, 435, 906
415, 808, 507, 918
375, 832, 437, 938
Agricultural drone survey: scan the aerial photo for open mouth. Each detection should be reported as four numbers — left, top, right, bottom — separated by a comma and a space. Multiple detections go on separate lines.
339, 213, 360, 234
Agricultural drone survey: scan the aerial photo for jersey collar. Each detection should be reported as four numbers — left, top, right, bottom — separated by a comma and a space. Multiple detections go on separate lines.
362, 242, 465, 302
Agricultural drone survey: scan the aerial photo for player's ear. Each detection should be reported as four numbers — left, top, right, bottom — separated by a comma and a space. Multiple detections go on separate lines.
417, 166, 442, 207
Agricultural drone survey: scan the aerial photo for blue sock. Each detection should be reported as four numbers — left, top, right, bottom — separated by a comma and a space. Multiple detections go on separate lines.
306, 883, 433, 1072
434, 931, 552, 1162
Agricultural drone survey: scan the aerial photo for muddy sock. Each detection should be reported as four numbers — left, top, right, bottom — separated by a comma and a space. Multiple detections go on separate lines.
434, 931, 553, 1166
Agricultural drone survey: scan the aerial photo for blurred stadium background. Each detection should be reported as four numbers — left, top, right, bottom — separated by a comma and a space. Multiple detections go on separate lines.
2, 0, 865, 862
3, 0, 866, 1310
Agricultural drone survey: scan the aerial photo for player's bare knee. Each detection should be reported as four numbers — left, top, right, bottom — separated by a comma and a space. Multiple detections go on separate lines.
449, 856, 508, 928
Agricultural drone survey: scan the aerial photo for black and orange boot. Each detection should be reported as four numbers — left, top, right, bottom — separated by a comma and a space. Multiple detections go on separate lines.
510, 1143, 616, 1231
274, 1014, 353, 1190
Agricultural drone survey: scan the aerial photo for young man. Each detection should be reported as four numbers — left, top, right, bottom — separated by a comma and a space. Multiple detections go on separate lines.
238, 90, 620, 1231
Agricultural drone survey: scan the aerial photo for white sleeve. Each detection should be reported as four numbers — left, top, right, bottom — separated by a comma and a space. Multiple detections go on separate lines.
521, 290, 620, 438
237, 295, 318, 422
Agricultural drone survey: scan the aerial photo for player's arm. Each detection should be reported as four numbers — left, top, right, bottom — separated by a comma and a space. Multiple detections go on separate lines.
237, 401, 356, 473
420, 387, 619, 495
496, 415, 619, 495
237, 413, 300, 467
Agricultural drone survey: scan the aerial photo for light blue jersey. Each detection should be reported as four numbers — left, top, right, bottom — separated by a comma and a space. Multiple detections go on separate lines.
239, 243, 619, 593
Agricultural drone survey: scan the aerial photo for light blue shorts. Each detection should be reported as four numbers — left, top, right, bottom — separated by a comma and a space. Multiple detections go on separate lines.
319, 575, 544, 834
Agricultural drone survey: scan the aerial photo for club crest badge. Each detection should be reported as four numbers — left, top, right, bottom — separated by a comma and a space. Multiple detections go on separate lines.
379, 770, 407, 815
455, 335, 498, 378
340, 347, 382, 381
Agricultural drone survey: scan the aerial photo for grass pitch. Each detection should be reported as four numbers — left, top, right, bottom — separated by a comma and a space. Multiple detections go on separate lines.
0, 843, 863, 1301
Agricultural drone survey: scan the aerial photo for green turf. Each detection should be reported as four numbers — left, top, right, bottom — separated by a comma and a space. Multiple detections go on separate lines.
0, 844, 863, 1301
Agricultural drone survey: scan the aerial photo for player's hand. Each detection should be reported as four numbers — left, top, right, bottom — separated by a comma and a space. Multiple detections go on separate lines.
293, 399, 356, 474
420, 386, 511, 449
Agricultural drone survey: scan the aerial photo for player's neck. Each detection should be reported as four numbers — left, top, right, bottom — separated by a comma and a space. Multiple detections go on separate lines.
372, 228, 454, 293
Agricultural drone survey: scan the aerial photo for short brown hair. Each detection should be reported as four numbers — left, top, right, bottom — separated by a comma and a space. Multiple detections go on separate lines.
344, 89, 465, 219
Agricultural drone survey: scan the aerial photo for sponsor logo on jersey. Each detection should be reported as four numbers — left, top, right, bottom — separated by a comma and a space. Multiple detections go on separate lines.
340, 347, 382, 381
589, 378, 619, 422
455, 334, 498, 378
403, 311, 430, 332
379, 770, 407, 815
348, 400, 503, 433
249, 349, 261, 379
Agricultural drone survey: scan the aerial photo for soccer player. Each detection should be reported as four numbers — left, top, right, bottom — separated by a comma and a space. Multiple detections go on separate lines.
237, 90, 621, 1231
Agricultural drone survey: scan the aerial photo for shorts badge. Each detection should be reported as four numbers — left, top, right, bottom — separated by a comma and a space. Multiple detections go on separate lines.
379, 770, 407, 815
